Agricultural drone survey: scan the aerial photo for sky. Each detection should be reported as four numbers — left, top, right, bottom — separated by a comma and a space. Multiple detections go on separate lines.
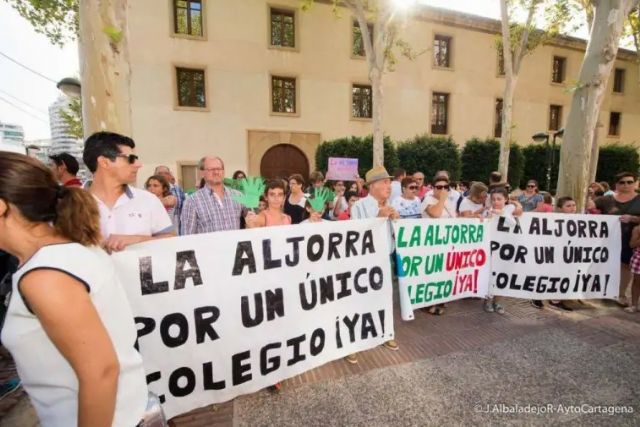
0, 2, 78, 140
0, 0, 581, 141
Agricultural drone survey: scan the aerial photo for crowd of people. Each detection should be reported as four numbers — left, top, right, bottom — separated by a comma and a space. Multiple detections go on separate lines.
0, 130, 638, 426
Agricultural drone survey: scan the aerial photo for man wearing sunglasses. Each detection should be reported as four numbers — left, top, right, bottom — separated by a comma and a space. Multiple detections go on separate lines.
613, 171, 640, 308
83, 132, 175, 253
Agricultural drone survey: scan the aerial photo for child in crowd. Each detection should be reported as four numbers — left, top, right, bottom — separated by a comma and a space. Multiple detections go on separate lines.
626, 224, 640, 313
246, 180, 291, 228
556, 196, 577, 214
337, 191, 359, 220
244, 180, 291, 392
258, 196, 267, 213
536, 192, 554, 212
486, 187, 523, 218
301, 188, 333, 224
547, 196, 578, 311
591, 195, 619, 215
484, 188, 523, 314
329, 180, 348, 219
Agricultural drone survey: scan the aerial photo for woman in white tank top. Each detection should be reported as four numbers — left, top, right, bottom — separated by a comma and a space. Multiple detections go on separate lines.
0, 152, 148, 427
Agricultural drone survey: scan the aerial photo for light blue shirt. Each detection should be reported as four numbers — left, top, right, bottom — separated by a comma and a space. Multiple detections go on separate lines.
351, 194, 395, 253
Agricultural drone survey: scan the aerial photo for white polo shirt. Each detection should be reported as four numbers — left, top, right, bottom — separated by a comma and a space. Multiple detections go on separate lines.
94, 185, 174, 239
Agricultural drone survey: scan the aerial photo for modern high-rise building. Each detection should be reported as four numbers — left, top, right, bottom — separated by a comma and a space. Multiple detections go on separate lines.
0, 121, 25, 144
48, 95, 85, 174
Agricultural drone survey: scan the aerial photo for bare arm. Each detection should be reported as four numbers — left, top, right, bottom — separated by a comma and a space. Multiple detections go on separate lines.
245, 211, 266, 228
103, 232, 176, 253
511, 201, 523, 217
630, 226, 640, 248
21, 271, 119, 427
426, 198, 445, 218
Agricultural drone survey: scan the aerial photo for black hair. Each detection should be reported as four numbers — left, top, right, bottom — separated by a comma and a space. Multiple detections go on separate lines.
83, 131, 135, 173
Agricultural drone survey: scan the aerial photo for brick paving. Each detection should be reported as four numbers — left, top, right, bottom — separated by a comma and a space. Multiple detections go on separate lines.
167, 298, 640, 427
1, 298, 638, 426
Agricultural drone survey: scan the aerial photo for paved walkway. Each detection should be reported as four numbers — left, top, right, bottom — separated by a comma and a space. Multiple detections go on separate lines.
2, 298, 639, 426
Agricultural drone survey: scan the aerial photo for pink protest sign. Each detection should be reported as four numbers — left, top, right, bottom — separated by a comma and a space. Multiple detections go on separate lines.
326, 157, 359, 181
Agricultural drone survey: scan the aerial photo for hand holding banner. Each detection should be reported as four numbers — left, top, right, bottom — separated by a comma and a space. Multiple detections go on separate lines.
112, 219, 394, 419
489, 213, 620, 300
393, 218, 491, 320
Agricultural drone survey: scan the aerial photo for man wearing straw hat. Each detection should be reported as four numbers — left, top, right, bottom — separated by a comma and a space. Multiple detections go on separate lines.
347, 165, 400, 362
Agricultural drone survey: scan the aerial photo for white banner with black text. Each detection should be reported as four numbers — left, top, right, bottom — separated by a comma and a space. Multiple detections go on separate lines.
489, 213, 620, 300
112, 218, 394, 419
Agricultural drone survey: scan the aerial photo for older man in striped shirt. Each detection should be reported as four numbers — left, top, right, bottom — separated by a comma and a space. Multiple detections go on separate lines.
180, 156, 246, 235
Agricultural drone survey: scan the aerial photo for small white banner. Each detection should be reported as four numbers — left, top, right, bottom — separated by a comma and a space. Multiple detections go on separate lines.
112, 218, 394, 419
489, 213, 620, 300
393, 218, 491, 320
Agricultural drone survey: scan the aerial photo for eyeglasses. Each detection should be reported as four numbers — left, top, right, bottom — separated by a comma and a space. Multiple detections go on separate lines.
202, 167, 224, 172
407, 186, 418, 190
115, 154, 139, 164
618, 180, 635, 185
527, 184, 536, 188
434, 185, 450, 190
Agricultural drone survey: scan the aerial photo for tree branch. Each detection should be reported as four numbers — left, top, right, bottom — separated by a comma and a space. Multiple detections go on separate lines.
514, 0, 539, 73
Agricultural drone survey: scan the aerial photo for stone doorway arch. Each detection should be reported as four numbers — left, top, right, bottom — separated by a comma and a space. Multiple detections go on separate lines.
260, 143, 309, 180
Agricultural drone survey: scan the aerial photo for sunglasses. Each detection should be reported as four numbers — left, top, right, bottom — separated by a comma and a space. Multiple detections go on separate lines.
115, 154, 139, 164
527, 184, 536, 188
618, 180, 635, 185
407, 185, 418, 190
434, 185, 450, 190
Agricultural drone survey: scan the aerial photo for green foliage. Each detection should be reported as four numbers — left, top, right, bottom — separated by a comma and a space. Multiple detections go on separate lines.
231, 177, 266, 209
315, 135, 398, 178
522, 143, 560, 191
103, 26, 123, 44
496, 0, 574, 73
461, 138, 524, 187
522, 142, 639, 192
397, 135, 461, 182
5, 0, 78, 47
59, 97, 83, 139
309, 187, 334, 212
596, 144, 640, 186
509, 143, 525, 188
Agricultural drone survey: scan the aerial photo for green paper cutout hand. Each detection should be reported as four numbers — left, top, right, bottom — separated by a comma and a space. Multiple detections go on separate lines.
223, 178, 242, 191
309, 187, 334, 212
231, 177, 265, 209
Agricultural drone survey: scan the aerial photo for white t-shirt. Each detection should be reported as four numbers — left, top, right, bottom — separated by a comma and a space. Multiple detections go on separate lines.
391, 196, 422, 218
486, 203, 516, 217
421, 195, 457, 218
329, 195, 349, 219
390, 181, 402, 201
426, 188, 461, 206
2, 243, 147, 427
458, 197, 485, 215
94, 185, 174, 239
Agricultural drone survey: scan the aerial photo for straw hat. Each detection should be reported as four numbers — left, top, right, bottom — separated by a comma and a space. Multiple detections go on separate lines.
365, 165, 393, 185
